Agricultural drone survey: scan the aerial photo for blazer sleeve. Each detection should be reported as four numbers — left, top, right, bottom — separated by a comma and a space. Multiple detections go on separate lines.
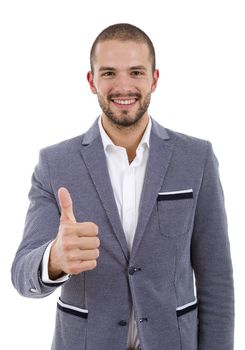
191, 141, 234, 350
11, 149, 66, 298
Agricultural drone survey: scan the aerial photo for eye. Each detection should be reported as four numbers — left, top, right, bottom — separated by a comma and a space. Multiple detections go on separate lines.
131, 70, 144, 77
101, 71, 115, 77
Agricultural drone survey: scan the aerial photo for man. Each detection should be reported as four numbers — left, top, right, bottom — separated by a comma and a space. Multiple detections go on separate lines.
11, 23, 234, 350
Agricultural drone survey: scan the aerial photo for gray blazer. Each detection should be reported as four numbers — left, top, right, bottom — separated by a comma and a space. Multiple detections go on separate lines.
11, 117, 234, 350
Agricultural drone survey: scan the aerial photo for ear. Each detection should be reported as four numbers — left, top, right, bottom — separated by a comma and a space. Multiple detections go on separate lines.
87, 71, 97, 94
151, 69, 159, 93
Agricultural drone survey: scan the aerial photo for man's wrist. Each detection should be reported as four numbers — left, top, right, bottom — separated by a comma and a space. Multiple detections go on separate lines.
42, 241, 69, 283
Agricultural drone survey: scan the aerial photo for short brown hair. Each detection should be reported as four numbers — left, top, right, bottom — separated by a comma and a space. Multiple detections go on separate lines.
90, 23, 156, 74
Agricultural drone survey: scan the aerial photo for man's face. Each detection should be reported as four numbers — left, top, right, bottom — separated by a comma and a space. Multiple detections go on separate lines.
87, 40, 159, 128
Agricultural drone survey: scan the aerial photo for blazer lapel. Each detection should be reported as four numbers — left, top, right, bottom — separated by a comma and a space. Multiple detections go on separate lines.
131, 119, 175, 259
80, 118, 129, 261
79, 117, 175, 262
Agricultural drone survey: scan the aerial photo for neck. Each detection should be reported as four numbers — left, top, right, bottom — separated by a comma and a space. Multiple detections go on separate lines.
101, 113, 149, 160
101, 113, 149, 144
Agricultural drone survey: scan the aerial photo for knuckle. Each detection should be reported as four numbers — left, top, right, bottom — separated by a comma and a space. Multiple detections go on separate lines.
90, 222, 99, 235
62, 240, 72, 252
90, 260, 97, 269
68, 263, 80, 275
66, 252, 76, 261
95, 237, 100, 248
95, 248, 100, 258
89, 249, 99, 259
60, 222, 69, 233
60, 225, 72, 238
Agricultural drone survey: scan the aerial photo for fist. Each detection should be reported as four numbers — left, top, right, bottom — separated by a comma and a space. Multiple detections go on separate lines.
48, 187, 100, 279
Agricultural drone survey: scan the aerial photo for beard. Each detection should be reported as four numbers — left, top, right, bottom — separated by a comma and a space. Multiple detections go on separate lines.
97, 91, 151, 128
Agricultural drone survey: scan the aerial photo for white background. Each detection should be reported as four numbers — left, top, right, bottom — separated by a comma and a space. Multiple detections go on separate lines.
0, 0, 244, 348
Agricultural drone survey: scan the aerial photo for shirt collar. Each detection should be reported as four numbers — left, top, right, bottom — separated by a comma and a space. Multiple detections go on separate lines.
98, 115, 152, 152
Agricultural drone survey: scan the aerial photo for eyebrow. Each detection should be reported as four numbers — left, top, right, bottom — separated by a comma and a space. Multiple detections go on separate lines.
99, 67, 116, 72
130, 65, 147, 71
99, 65, 147, 72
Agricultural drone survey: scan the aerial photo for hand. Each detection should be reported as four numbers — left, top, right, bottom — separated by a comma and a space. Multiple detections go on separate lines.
48, 187, 100, 279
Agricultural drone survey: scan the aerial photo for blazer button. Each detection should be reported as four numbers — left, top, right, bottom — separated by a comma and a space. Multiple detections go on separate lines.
118, 320, 127, 326
128, 266, 142, 275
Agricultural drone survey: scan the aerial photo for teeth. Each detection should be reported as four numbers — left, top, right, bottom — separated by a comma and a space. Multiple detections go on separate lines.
113, 99, 136, 105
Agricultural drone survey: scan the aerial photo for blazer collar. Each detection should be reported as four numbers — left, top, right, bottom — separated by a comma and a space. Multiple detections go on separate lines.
81, 115, 170, 146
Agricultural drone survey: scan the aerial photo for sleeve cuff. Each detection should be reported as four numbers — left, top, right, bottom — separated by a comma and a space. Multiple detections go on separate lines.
41, 241, 70, 284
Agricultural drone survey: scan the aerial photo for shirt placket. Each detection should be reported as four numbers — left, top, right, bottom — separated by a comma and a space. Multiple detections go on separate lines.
122, 165, 136, 253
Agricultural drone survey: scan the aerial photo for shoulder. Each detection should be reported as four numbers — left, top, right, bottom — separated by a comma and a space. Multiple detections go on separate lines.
39, 118, 100, 159
151, 118, 209, 152
39, 132, 89, 156
170, 128, 213, 165
165, 128, 217, 171
168, 128, 209, 149
152, 118, 215, 169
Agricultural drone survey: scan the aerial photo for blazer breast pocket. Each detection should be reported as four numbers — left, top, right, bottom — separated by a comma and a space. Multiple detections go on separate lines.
157, 189, 194, 237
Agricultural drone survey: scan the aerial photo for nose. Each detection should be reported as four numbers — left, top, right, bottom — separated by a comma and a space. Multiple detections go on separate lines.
113, 73, 133, 94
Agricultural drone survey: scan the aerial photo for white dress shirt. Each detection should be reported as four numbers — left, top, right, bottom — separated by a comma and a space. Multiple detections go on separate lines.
42, 115, 152, 348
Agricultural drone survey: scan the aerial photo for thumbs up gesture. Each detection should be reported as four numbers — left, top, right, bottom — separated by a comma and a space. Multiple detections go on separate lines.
48, 187, 100, 280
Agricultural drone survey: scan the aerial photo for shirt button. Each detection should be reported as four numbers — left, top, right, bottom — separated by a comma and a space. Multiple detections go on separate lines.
139, 317, 148, 323
118, 320, 127, 326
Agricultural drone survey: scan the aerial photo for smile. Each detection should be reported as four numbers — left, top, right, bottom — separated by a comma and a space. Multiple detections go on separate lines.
112, 98, 137, 105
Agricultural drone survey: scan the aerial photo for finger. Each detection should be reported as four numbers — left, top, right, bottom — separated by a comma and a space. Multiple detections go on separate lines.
77, 237, 100, 250
66, 260, 97, 275
58, 187, 76, 223
76, 222, 99, 237
60, 222, 99, 237
61, 235, 100, 251
66, 248, 100, 261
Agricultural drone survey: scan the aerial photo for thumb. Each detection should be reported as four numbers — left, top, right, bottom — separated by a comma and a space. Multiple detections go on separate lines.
58, 187, 76, 223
